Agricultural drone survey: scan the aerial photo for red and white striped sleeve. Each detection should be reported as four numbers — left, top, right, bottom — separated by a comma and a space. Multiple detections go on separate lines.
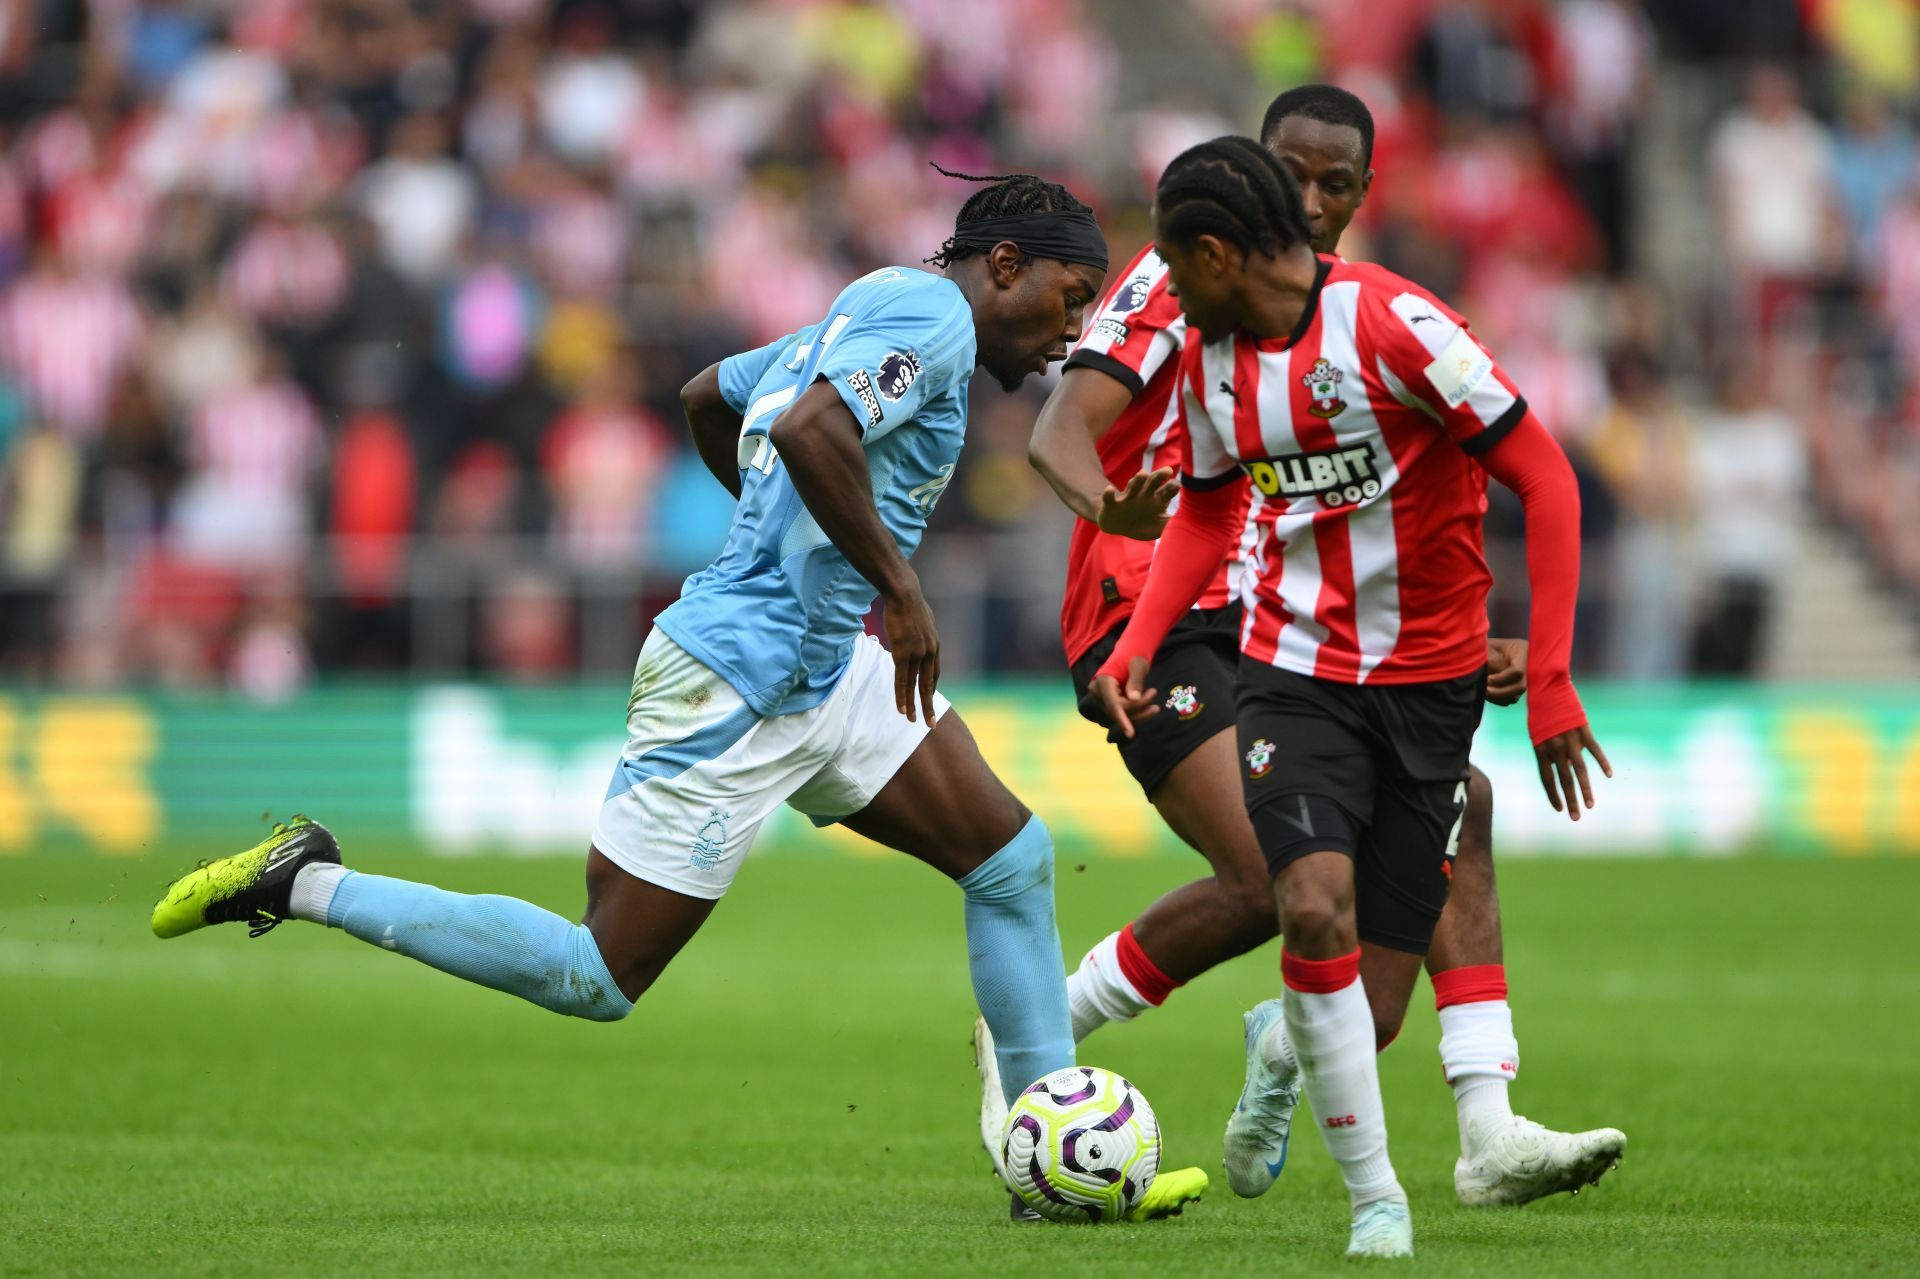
1175, 334, 1237, 487
1370, 287, 1528, 456
1062, 249, 1186, 396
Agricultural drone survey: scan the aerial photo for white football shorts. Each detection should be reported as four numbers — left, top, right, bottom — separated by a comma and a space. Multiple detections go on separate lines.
591, 628, 950, 899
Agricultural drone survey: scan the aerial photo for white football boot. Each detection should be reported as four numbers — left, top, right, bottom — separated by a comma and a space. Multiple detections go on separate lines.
1346, 1199, 1414, 1258
973, 1015, 1009, 1181
1222, 997, 1302, 1197
1455, 1116, 1627, 1206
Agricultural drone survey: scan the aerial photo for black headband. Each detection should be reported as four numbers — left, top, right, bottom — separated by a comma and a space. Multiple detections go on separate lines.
948, 212, 1109, 272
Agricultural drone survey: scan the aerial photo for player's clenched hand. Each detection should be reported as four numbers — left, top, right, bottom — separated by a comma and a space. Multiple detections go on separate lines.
1485, 636, 1528, 706
1077, 658, 1159, 741
883, 579, 940, 723
1096, 467, 1179, 542
1534, 725, 1612, 822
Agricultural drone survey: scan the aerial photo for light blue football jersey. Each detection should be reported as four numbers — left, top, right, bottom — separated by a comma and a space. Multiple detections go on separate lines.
653, 267, 977, 717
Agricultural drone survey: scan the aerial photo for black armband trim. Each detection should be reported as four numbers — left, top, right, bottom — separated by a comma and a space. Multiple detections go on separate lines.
1459, 396, 1529, 457
1180, 468, 1241, 492
1062, 349, 1144, 396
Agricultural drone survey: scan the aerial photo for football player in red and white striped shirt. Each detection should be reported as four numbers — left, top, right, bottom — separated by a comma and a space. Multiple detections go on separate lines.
1082, 136, 1611, 1259
991, 87, 1623, 1223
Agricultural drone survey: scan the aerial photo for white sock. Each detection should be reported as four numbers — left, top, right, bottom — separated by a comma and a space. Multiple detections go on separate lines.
1065, 930, 1154, 1042
1438, 1000, 1520, 1154
288, 863, 349, 924
1284, 962, 1404, 1209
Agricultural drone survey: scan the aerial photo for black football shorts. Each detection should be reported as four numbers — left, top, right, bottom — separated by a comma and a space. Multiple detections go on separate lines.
1070, 604, 1242, 797
1234, 660, 1486, 954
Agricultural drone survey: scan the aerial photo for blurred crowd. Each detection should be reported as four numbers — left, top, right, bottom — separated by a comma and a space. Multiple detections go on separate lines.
0, 0, 1913, 695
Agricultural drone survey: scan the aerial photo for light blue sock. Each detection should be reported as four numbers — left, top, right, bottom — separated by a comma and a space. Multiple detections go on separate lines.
325, 872, 633, 1022
957, 815, 1075, 1106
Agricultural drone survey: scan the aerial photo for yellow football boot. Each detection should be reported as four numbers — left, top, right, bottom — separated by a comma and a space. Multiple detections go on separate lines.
151, 816, 340, 939
1127, 1165, 1209, 1221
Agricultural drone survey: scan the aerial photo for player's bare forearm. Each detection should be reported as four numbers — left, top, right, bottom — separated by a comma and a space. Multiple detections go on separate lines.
1030, 366, 1135, 525
769, 381, 915, 601
681, 363, 744, 498
769, 380, 940, 719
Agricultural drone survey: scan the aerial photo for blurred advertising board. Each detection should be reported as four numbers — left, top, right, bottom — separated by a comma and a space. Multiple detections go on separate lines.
1, 683, 1915, 857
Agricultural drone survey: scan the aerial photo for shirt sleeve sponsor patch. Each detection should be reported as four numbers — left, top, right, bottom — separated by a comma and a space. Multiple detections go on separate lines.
1093, 317, 1130, 344
846, 368, 883, 429
1424, 327, 1494, 410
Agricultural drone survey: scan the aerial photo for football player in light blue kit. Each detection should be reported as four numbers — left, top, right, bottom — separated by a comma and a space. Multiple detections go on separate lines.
150, 171, 1207, 1218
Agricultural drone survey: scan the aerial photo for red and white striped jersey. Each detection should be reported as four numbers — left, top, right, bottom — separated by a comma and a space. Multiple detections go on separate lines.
0, 272, 145, 438
191, 378, 322, 497
1180, 256, 1527, 685
1058, 242, 1235, 663
225, 219, 350, 327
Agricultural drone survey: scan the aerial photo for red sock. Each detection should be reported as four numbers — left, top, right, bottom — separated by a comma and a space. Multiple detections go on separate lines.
1280, 947, 1361, 993
1432, 963, 1507, 1009
1114, 922, 1180, 1007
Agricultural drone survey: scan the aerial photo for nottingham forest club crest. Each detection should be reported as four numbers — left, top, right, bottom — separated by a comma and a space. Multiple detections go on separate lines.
1301, 358, 1347, 418
1165, 684, 1204, 720
689, 807, 731, 871
1245, 738, 1275, 779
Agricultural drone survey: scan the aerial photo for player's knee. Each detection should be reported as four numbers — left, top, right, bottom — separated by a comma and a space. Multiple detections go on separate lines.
1374, 1016, 1402, 1053
567, 989, 635, 1023
957, 814, 1053, 904
1277, 881, 1349, 950
550, 926, 637, 1022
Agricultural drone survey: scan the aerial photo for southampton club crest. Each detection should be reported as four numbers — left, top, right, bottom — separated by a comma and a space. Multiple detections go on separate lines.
1245, 738, 1275, 779
689, 807, 732, 871
1301, 358, 1347, 419
1165, 684, 1204, 720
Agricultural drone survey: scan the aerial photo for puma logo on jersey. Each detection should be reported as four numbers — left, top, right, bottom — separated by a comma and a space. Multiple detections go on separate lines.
1240, 445, 1382, 509
1218, 379, 1240, 403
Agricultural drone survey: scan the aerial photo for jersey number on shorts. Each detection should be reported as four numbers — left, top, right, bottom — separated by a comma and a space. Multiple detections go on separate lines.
1442, 780, 1468, 870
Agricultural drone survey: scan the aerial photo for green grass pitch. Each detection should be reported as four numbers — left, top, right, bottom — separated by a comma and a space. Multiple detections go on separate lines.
3, 848, 1918, 1276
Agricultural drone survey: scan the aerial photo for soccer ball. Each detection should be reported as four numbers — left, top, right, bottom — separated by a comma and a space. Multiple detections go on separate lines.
1001, 1066, 1160, 1222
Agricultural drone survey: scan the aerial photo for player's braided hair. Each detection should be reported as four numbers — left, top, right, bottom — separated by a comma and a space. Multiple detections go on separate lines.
925, 163, 1096, 268
1154, 136, 1312, 259
1260, 84, 1376, 168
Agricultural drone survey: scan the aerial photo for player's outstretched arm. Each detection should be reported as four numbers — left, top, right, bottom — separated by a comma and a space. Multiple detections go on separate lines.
681, 362, 746, 498
1030, 366, 1177, 539
769, 379, 939, 723
1084, 473, 1249, 739
1478, 413, 1612, 819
